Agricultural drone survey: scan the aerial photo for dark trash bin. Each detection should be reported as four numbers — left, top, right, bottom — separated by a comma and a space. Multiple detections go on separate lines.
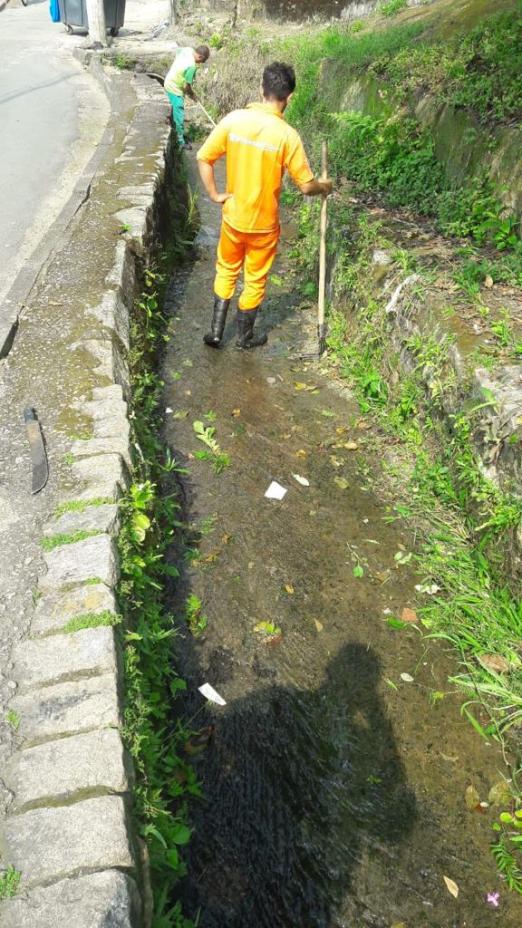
58, 0, 126, 36
58, 0, 87, 32
104, 0, 126, 36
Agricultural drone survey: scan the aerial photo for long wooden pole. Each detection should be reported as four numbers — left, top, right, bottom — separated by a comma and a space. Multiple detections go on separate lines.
317, 140, 328, 354
196, 99, 217, 128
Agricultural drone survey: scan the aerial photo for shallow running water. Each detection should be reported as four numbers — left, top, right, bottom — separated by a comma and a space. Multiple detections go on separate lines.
162, 158, 522, 927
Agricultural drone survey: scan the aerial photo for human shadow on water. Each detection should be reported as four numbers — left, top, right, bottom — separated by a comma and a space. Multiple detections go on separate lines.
180, 643, 417, 927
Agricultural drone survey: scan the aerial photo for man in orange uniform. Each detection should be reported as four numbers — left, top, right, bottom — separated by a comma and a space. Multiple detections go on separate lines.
197, 62, 332, 349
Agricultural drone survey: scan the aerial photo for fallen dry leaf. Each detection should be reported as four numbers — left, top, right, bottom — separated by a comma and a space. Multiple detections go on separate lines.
400, 607, 418, 624
335, 426, 348, 435
314, 619, 324, 633
198, 552, 219, 566
334, 476, 349, 490
231, 408, 241, 417
285, 584, 295, 595
221, 533, 233, 545
296, 449, 307, 458
488, 781, 512, 806
464, 784, 481, 811
374, 570, 391, 584
484, 274, 494, 289
478, 653, 510, 674
330, 455, 344, 469
294, 381, 319, 392
400, 672, 414, 683
443, 876, 459, 899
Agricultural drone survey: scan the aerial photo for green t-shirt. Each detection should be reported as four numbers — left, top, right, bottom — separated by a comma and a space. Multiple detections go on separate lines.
164, 47, 197, 96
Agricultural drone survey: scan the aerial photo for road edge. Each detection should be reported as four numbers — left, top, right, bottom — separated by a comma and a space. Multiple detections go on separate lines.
0, 63, 173, 928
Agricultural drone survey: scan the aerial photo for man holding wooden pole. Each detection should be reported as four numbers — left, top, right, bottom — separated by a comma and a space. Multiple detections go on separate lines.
197, 62, 332, 350
165, 45, 210, 150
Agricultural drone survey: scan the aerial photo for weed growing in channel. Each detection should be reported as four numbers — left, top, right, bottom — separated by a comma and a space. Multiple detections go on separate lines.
492, 809, 522, 893
185, 594, 208, 638
118, 157, 202, 927
193, 420, 231, 474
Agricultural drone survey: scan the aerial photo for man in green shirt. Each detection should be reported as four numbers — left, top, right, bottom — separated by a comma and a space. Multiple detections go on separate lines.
165, 45, 210, 149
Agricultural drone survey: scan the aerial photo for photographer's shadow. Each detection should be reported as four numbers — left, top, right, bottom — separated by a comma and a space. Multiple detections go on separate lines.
181, 642, 417, 927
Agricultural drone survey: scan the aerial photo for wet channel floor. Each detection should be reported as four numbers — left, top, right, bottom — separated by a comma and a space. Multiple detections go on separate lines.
162, 158, 522, 928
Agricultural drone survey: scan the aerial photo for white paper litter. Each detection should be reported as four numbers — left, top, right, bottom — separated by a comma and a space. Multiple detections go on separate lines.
415, 582, 441, 595
198, 683, 227, 706
292, 474, 310, 487
400, 673, 414, 683
265, 481, 287, 500
165, 407, 173, 414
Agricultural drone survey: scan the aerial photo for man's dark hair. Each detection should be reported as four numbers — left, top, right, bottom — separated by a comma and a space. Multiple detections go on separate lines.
262, 62, 296, 101
195, 45, 210, 61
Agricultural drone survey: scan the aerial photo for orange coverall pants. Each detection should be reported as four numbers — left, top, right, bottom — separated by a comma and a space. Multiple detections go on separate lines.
214, 221, 279, 311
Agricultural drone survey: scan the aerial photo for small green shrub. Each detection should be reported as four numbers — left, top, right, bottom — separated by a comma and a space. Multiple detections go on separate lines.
0, 867, 21, 900
379, 0, 408, 16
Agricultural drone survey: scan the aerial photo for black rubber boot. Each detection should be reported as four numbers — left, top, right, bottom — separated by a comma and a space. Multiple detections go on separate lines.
203, 296, 230, 348
235, 308, 268, 350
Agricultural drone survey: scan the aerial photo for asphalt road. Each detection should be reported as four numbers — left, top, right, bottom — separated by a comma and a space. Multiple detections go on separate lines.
0, 1, 109, 353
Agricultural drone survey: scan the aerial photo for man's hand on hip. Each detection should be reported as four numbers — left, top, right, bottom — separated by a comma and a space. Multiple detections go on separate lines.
212, 192, 232, 205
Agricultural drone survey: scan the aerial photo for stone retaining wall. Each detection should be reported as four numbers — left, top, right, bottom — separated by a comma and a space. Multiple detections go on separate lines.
0, 65, 175, 928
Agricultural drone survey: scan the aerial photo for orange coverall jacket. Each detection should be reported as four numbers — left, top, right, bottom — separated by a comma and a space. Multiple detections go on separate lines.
197, 102, 314, 309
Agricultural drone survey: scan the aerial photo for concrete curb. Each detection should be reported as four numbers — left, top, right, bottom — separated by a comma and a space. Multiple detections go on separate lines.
0, 63, 173, 927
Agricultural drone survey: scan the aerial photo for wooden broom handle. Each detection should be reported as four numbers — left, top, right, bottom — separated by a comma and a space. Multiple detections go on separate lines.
318, 141, 328, 329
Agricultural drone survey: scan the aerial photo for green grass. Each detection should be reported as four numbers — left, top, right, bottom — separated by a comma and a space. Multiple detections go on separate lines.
185, 594, 208, 637
40, 530, 102, 551
374, 10, 522, 123
304, 208, 522, 742
0, 866, 21, 900
379, 0, 408, 16
61, 611, 121, 633
6, 710, 20, 731
279, 9, 522, 254
117, 159, 201, 928
313, 209, 522, 888
54, 497, 112, 517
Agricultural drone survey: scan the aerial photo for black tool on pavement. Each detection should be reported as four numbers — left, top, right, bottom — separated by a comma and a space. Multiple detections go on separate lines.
24, 407, 49, 495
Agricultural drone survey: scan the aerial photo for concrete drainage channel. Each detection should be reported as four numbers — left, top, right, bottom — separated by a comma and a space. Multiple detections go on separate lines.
0, 57, 176, 928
